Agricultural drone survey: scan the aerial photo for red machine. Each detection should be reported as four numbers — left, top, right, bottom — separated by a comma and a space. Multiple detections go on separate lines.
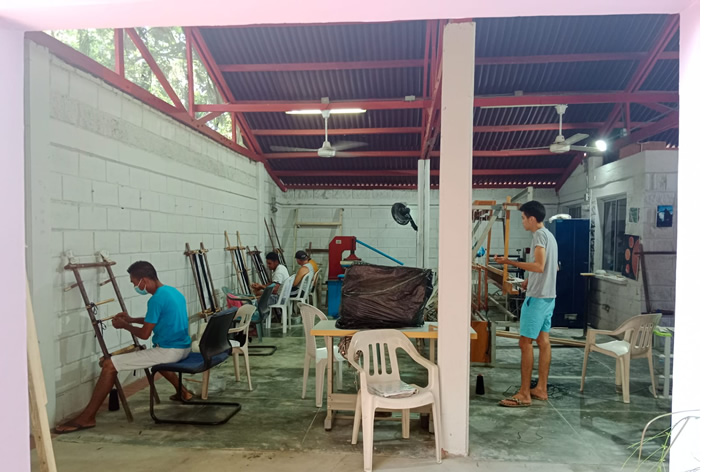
328, 236, 361, 280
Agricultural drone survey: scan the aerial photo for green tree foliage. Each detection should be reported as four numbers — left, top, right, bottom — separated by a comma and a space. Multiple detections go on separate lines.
49, 28, 237, 141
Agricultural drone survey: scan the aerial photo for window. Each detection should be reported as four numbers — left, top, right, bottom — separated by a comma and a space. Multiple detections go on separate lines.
602, 197, 627, 272
567, 205, 582, 219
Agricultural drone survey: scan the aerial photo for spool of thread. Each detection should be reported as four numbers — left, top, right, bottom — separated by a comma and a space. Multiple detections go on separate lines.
108, 388, 120, 411
475, 374, 485, 395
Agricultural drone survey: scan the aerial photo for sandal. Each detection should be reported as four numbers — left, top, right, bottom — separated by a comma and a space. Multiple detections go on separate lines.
499, 396, 531, 408
55, 421, 96, 435
169, 392, 193, 402
531, 394, 548, 401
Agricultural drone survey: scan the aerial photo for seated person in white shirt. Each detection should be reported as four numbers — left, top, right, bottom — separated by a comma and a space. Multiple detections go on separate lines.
251, 252, 289, 306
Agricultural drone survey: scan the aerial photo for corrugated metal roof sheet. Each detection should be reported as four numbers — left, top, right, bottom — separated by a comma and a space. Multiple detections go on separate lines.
202, 22, 427, 64
196, 14, 679, 189
474, 15, 668, 56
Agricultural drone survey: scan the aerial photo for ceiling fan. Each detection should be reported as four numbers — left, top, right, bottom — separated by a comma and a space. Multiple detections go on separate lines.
269, 110, 367, 158
510, 105, 606, 154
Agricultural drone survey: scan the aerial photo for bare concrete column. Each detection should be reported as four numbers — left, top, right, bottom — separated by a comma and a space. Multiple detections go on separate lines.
417, 158, 431, 268
436, 21, 475, 456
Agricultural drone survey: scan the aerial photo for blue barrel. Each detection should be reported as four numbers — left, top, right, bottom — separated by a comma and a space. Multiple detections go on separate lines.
326, 276, 345, 318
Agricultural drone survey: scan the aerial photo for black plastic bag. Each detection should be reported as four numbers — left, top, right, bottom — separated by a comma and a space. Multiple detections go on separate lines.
335, 264, 434, 329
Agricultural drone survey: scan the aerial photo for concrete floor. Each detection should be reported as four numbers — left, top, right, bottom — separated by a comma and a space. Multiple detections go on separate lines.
34, 319, 672, 472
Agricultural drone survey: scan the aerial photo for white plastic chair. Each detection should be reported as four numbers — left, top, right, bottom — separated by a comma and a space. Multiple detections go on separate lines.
307, 269, 321, 308
269, 274, 296, 334
229, 304, 257, 391
581, 313, 662, 403
348, 329, 442, 472
288, 270, 313, 328
201, 304, 257, 398
299, 303, 344, 407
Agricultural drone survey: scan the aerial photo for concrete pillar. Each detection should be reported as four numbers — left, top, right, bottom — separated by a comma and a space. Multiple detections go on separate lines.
257, 163, 267, 249
672, 5, 704, 471
0, 28, 30, 471
416, 158, 431, 268
25, 41, 58, 424
437, 22, 475, 456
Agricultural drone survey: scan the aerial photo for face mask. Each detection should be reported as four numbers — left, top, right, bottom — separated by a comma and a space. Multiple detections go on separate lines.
134, 278, 149, 296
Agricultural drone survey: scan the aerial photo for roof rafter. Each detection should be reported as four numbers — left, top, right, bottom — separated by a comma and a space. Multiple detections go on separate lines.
193, 91, 678, 113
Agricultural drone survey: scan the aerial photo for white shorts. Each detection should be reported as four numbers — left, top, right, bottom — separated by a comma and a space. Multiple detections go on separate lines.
111, 347, 191, 372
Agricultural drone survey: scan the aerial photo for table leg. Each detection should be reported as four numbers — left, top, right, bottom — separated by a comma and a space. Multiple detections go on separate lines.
663, 334, 672, 398
324, 335, 334, 430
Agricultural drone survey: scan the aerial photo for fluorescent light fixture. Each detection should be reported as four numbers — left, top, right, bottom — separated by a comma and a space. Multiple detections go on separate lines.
285, 108, 366, 115
595, 140, 608, 152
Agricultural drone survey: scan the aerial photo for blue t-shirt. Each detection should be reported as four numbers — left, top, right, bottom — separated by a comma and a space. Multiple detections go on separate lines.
144, 285, 192, 349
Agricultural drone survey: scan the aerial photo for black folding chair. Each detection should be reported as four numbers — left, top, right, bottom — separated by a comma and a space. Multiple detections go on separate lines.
147, 308, 241, 425
249, 284, 278, 356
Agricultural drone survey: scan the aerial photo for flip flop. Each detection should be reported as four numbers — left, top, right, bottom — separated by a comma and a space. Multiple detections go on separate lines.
169, 392, 193, 402
499, 397, 531, 408
531, 394, 548, 401
54, 421, 96, 435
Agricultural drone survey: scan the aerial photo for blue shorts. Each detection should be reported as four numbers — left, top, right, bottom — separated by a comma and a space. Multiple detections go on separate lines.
520, 297, 556, 339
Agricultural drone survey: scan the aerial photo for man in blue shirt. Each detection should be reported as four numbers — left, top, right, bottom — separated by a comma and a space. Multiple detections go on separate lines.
56, 261, 193, 433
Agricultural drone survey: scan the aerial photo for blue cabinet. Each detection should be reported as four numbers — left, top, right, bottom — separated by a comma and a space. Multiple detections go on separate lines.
548, 219, 590, 329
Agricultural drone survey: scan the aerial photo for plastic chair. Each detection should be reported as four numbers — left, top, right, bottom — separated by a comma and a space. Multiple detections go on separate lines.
307, 269, 321, 308
581, 313, 662, 403
299, 303, 344, 407
147, 308, 241, 425
230, 304, 257, 391
289, 271, 313, 325
348, 329, 442, 472
270, 274, 296, 334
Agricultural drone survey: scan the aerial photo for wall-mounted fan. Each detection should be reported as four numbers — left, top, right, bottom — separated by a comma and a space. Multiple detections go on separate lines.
270, 110, 367, 158
391, 203, 418, 231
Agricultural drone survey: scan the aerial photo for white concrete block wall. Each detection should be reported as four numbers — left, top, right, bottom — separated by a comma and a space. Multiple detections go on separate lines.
558, 150, 678, 329
274, 187, 558, 278
25, 42, 276, 424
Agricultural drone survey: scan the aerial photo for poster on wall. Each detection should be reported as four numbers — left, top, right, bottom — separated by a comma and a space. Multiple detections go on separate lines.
657, 205, 673, 227
629, 207, 640, 223
621, 234, 641, 280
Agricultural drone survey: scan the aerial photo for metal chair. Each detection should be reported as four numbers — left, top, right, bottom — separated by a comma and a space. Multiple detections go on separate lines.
147, 308, 241, 425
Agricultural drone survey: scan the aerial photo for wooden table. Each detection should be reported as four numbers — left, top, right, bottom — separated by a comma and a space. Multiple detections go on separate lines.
311, 320, 477, 430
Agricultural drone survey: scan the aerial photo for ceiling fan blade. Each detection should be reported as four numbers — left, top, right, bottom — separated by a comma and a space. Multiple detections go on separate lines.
568, 145, 604, 154
563, 133, 589, 146
332, 141, 367, 151
331, 151, 358, 158
270, 145, 319, 152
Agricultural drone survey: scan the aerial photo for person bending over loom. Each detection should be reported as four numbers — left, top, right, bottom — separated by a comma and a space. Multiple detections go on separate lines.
55, 261, 193, 434
250, 252, 289, 305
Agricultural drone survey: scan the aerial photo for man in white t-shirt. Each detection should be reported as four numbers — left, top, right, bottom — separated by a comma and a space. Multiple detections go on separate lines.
251, 252, 289, 305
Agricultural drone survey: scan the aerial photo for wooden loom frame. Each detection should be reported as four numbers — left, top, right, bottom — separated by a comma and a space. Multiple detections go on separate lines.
470, 197, 523, 316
